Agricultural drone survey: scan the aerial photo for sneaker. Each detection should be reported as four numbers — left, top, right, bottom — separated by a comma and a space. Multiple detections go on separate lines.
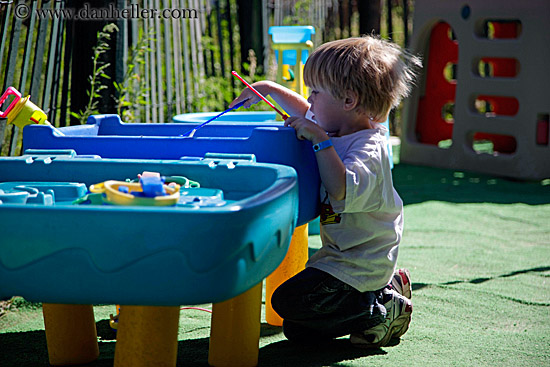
391, 268, 412, 299
350, 290, 412, 348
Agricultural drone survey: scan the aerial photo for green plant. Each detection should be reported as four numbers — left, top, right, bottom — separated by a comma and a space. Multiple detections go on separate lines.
71, 23, 118, 124
113, 28, 154, 123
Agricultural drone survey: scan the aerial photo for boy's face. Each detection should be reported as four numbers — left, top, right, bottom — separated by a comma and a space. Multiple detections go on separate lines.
307, 88, 346, 135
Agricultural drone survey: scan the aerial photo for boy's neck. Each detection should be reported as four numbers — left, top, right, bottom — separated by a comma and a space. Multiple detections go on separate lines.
331, 112, 383, 137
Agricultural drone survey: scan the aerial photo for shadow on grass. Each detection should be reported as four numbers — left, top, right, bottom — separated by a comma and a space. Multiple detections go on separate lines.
174, 323, 388, 367
0, 320, 386, 367
412, 265, 550, 306
0, 329, 50, 367
0, 324, 119, 367
96, 319, 116, 341
259, 338, 387, 367
393, 163, 550, 205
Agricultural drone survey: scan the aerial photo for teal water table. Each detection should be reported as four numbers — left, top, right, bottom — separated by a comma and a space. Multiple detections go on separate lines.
0, 150, 298, 366
0, 150, 298, 305
23, 114, 320, 226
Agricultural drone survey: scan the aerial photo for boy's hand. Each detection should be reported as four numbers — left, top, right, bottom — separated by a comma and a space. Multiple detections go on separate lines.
284, 116, 328, 144
229, 88, 260, 109
286, 116, 346, 201
229, 81, 272, 109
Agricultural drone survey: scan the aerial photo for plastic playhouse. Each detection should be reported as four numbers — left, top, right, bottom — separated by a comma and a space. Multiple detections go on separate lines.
401, 0, 550, 180
0, 150, 299, 366
269, 25, 315, 98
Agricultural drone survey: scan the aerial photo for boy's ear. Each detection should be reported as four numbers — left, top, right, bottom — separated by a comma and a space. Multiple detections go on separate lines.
343, 90, 359, 111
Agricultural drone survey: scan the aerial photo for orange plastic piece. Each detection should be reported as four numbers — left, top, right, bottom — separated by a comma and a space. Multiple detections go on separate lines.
265, 223, 309, 326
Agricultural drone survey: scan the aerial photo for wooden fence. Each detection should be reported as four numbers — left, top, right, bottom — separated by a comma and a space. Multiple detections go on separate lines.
0, 0, 412, 156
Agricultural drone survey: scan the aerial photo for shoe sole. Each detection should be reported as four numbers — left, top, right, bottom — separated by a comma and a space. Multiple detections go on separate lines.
393, 268, 412, 299
350, 301, 413, 348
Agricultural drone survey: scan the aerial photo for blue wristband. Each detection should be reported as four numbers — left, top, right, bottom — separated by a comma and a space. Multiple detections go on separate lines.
312, 139, 333, 152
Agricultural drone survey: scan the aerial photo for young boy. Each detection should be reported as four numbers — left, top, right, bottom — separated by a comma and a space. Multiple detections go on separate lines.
230, 35, 420, 347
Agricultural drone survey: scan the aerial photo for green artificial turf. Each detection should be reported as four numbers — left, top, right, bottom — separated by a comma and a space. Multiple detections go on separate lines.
1, 158, 549, 366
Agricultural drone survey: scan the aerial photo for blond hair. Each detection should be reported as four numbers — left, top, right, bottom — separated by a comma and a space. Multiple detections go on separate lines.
304, 35, 421, 121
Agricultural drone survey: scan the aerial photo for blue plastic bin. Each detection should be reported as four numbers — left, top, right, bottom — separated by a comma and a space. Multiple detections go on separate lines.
23, 114, 320, 226
0, 150, 298, 306
173, 111, 278, 124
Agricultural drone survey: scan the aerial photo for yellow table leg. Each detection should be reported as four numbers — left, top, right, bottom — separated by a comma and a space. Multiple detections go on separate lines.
114, 305, 180, 367
42, 303, 99, 366
208, 282, 262, 367
265, 223, 309, 326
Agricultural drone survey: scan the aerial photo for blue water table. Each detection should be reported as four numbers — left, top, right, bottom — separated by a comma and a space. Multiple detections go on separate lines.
22, 115, 319, 366
0, 149, 298, 366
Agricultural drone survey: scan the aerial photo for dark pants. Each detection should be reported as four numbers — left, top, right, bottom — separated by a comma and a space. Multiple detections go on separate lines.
271, 267, 387, 342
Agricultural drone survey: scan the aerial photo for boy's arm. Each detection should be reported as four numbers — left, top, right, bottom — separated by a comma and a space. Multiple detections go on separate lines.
313, 140, 346, 201
285, 117, 346, 201
230, 81, 310, 118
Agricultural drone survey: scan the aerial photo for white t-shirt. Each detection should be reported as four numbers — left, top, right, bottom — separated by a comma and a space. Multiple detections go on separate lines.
307, 125, 403, 292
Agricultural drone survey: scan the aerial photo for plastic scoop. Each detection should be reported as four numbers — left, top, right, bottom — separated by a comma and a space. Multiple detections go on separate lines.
0, 87, 64, 136
182, 98, 250, 137
231, 71, 289, 120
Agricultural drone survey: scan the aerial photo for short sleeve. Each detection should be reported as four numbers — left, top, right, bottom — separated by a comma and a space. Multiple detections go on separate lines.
329, 151, 382, 214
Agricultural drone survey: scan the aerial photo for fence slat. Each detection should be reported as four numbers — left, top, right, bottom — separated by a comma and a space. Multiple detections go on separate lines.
205, 7, 215, 77
163, 0, 173, 118
180, 0, 192, 112
188, 0, 200, 109
115, 0, 128, 121
154, 0, 164, 122
3, 3, 23, 92
42, 0, 61, 113
59, 17, 73, 127
214, 0, 224, 77
0, 3, 12, 155
29, 1, 49, 102
193, 0, 205, 95
226, 0, 235, 101
0, 118, 7, 155
49, 0, 67, 126
18, 1, 37, 95
171, 0, 183, 115
6, 2, 24, 156
0, 4, 12, 88
147, 0, 157, 122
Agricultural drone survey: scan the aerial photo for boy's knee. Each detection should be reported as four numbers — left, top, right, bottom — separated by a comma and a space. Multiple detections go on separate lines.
270, 285, 291, 318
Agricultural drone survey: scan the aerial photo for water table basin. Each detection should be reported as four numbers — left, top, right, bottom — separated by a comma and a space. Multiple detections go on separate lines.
0, 150, 298, 306
23, 114, 320, 226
